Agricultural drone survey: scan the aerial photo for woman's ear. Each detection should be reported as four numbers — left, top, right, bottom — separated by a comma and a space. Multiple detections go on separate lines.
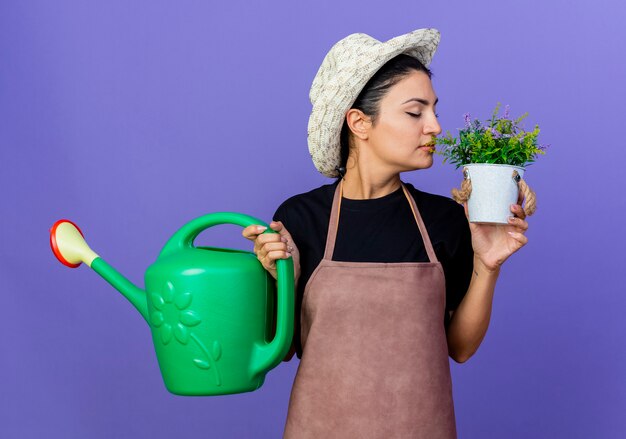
345, 109, 371, 141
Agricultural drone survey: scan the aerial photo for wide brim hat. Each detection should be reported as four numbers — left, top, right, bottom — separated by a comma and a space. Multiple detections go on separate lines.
307, 28, 441, 178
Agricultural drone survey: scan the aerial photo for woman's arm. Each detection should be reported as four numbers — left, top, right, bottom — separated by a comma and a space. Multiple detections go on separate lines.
446, 254, 500, 363
447, 196, 529, 363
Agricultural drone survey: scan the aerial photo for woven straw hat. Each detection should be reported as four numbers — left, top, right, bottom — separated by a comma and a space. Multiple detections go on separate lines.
307, 28, 441, 178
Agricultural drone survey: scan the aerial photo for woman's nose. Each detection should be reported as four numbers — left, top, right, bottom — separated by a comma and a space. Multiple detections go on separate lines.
425, 117, 442, 136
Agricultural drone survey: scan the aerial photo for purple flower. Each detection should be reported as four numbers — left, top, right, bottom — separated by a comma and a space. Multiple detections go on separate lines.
538, 143, 550, 151
485, 127, 501, 139
464, 112, 471, 129
503, 104, 510, 119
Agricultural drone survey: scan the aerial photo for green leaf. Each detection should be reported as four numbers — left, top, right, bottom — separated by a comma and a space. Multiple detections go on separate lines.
174, 292, 193, 310
212, 341, 222, 361
150, 312, 164, 328
150, 293, 165, 310
194, 358, 210, 369
180, 310, 202, 327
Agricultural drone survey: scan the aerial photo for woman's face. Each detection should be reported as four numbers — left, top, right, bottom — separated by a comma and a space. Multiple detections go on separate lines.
352, 70, 442, 173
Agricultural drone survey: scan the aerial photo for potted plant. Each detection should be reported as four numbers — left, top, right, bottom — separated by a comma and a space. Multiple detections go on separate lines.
433, 102, 549, 224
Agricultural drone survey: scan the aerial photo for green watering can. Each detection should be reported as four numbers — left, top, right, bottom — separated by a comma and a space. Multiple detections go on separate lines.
49, 213, 294, 396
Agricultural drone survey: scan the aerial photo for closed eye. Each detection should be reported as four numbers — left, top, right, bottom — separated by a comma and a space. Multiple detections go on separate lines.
407, 112, 440, 118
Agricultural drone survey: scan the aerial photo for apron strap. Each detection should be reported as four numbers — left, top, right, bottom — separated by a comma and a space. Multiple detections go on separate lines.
323, 179, 439, 263
401, 183, 439, 263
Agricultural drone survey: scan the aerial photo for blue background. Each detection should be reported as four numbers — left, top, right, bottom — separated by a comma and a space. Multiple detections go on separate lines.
2, 0, 625, 437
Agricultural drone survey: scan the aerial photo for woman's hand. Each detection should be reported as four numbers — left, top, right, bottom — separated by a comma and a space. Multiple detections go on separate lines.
462, 185, 530, 272
242, 221, 301, 283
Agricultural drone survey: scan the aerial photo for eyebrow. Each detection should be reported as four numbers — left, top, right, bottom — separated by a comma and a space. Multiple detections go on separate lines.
402, 97, 439, 106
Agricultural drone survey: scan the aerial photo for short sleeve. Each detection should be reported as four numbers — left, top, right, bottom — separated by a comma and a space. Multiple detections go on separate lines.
442, 203, 474, 328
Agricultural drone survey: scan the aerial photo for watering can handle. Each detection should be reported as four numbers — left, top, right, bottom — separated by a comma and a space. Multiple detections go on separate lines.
159, 211, 280, 256
159, 212, 295, 377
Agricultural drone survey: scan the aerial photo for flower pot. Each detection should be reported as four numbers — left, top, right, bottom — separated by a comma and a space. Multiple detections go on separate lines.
463, 163, 525, 224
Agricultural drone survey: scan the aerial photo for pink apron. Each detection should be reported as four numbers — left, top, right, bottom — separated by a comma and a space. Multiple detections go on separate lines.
282, 179, 457, 438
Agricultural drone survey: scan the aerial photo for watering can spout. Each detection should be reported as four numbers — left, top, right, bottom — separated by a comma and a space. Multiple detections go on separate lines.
90, 258, 150, 323
50, 219, 150, 322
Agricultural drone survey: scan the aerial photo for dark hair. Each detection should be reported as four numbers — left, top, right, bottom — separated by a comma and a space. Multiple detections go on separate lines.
336, 53, 433, 180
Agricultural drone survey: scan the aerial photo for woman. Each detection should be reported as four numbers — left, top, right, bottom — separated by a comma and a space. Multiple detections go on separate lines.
243, 28, 530, 438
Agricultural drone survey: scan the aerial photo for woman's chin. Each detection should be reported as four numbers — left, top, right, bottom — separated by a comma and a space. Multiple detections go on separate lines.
415, 155, 435, 168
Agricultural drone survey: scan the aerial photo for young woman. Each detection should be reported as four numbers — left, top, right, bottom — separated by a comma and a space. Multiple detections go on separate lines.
243, 28, 530, 439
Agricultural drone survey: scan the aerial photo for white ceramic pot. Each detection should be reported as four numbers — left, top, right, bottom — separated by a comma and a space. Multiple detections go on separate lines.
463, 163, 525, 224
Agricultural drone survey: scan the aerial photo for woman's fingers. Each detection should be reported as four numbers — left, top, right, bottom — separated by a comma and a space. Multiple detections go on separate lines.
262, 249, 293, 267
259, 241, 291, 257
242, 224, 268, 240
254, 230, 285, 254
243, 223, 291, 257
511, 203, 527, 220
242, 222, 299, 281
242, 225, 281, 253
507, 231, 529, 245
507, 216, 528, 231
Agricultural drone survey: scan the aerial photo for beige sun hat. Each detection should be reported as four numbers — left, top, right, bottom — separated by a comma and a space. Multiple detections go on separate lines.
307, 27, 441, 178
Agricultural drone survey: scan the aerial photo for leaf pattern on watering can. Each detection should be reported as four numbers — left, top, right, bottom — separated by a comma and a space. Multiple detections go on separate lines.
191, 335, 223, 386
193, 358, 210, 369
212, 340, 222, 361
